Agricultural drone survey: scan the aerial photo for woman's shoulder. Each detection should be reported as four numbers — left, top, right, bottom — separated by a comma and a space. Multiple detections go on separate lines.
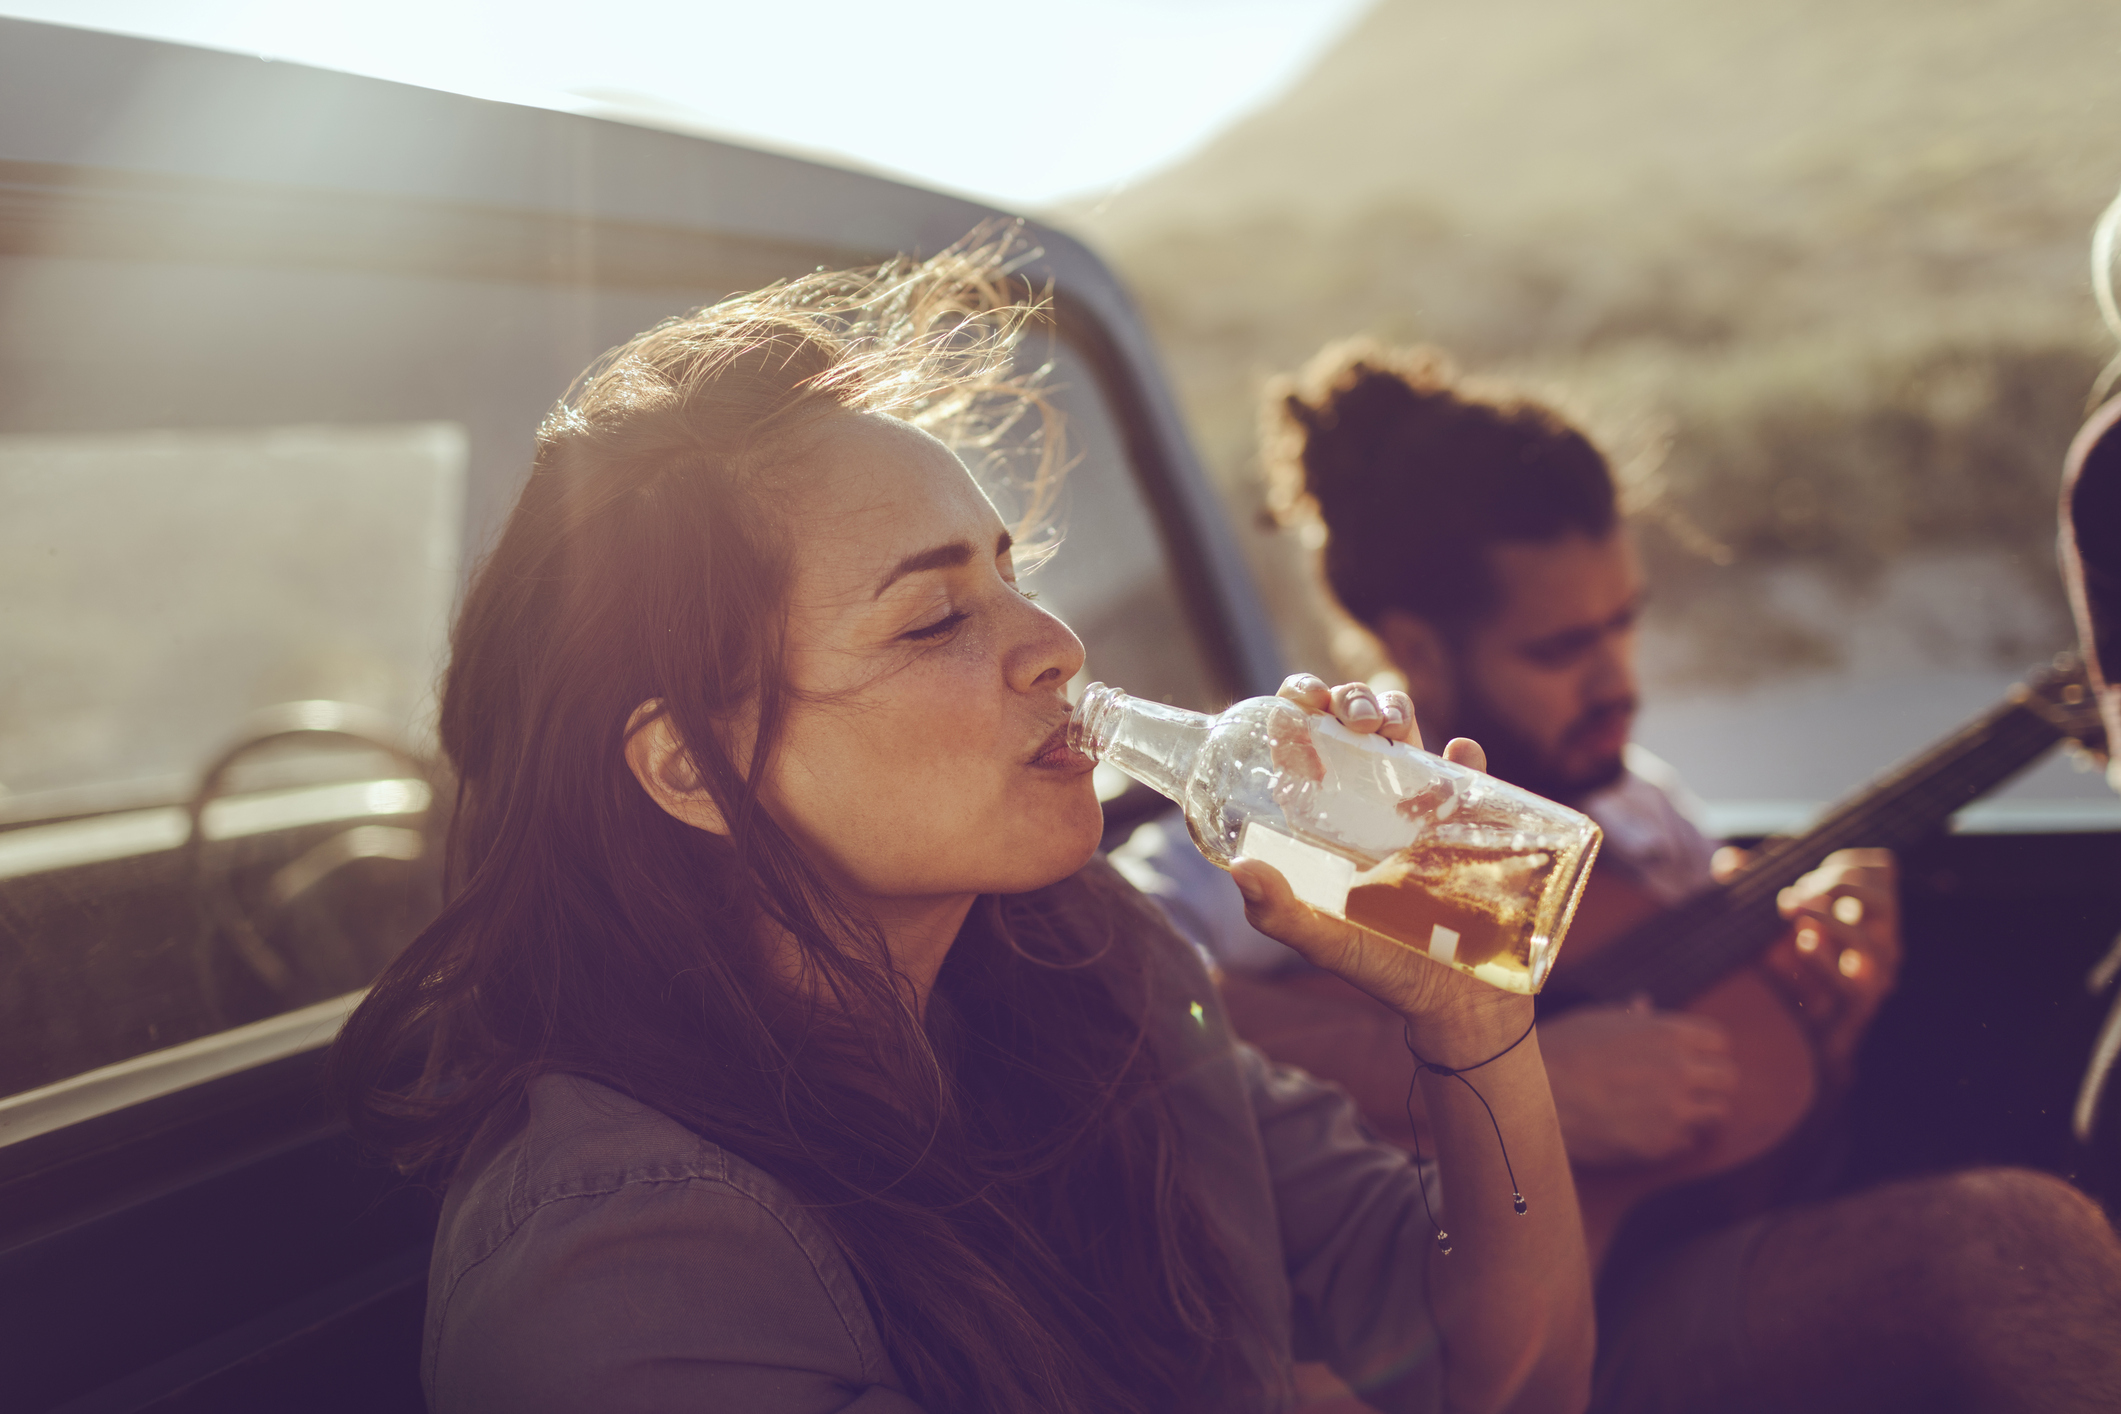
427, 1075, 902, 1411
436, 1072, 842, 1285
454, 1073, 731, 1218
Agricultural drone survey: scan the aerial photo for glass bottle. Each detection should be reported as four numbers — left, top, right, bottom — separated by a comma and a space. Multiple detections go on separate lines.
1070, 684, 1602, 994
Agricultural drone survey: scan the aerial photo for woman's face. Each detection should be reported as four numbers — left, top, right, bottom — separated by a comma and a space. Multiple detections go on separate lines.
759, 412, 1102, 907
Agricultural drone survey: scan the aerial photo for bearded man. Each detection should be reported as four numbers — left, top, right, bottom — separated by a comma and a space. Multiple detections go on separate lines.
1115, 342, 2121, 1413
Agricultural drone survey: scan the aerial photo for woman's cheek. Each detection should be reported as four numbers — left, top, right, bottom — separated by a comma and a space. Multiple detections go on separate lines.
915, 628, 1018, 746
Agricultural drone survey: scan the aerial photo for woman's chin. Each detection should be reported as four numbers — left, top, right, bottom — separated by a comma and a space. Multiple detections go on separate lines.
1006, 802, 1105, 893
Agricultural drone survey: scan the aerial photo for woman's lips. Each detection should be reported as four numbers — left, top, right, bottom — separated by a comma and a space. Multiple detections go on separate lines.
1028, 723, 1095, 772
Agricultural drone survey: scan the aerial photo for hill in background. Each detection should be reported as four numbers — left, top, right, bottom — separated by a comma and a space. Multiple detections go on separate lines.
1060, 0, 2121, 690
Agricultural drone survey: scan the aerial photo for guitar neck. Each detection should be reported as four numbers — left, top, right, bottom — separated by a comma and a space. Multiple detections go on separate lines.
1564, 688, 2075, 1009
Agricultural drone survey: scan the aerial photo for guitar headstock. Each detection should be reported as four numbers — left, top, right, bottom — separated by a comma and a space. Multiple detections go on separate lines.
2010, 653, 2111, 760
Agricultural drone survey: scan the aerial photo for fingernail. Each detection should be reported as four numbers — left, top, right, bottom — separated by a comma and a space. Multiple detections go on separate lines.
1232, 866, 1262, 904
1382, 701, 1407, 726
1346, 696, 1381, 722
1296, 674, 1327, 693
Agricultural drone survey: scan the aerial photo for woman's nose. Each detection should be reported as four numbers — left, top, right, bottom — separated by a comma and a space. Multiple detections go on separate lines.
1008, 594, 1086, 693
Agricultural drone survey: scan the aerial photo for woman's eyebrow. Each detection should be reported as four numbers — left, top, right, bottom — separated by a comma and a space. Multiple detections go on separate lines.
872, 530, 1014, 599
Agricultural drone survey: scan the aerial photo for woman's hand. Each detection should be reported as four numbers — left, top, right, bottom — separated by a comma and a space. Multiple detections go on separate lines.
1229, 675, 1592, 1409
1232, 678, 1594, 1409
1228, 675, 1527, 1057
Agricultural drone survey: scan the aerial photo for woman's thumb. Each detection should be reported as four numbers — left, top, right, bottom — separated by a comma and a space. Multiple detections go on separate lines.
1230, 856, 1293, 922
1230, 856, 1341, 963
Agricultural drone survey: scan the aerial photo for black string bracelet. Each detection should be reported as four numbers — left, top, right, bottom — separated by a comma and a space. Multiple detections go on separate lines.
1402, 1015, 1538, 1255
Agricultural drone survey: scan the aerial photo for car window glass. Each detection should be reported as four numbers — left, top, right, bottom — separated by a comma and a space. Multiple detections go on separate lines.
0, 248, 749, 1104
3, 423, 464, 804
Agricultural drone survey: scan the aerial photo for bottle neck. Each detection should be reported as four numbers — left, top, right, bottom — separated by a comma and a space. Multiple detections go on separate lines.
1067, 683, 1211, 805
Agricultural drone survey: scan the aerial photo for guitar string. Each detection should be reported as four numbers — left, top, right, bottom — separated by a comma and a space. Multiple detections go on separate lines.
1641, 714, 2054, 997
1585, 701, 2063, 1000
1572, 704, 2062, 1001
1668, 711, 2056, 983
1750, 710, 2056, 895
1724, 707, 2049, 905
1710, 706, 2050, 915
1644, 706, 2069, 996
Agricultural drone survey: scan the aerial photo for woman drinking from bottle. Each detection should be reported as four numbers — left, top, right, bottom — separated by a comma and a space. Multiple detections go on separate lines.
330, 238, 1593, 1414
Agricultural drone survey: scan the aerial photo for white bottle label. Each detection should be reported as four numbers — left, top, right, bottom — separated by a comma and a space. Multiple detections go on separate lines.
1237, 820, 1355, 917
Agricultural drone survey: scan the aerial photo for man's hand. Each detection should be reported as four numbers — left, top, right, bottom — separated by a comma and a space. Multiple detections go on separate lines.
1542, 995, 1737, 1167
1736, 846, 1901, 1072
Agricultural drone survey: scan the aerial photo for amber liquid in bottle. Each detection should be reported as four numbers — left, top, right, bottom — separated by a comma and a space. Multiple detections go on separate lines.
1342, 841, 1577, 993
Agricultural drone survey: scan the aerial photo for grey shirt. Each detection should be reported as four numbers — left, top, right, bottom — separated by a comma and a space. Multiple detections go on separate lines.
424, 870, 1450, 1412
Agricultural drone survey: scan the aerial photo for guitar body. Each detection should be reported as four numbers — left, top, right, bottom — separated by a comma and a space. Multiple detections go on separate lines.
1554, 867, 1819, 1265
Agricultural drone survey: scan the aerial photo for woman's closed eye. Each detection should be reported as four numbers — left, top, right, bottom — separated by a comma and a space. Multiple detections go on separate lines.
898, 570, 1035, 642
901, 609, 970, 641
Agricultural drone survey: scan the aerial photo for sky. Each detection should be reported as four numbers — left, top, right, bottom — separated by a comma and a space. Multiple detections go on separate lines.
0, 0, 1372, 207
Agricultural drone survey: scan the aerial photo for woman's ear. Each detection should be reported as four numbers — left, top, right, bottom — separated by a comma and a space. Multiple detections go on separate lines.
1373, 609, 1458, 750
624, 700, 730, 836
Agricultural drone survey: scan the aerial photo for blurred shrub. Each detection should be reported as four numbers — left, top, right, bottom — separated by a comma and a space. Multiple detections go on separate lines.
1100, 205, 2107, 686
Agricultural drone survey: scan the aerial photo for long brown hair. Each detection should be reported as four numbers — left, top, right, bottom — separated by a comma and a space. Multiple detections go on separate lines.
328, 236, 1260, 1412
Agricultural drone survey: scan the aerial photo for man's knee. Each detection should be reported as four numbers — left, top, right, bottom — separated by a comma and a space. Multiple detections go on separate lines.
1939, 1168, 2111, 1248
1917, 1169, 2121, 1306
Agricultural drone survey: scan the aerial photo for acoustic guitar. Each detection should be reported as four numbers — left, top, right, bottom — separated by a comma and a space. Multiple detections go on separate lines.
1550, 653, 2110, 1265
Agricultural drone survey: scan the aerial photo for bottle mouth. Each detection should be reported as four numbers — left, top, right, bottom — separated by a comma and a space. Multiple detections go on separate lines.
1066, 682, 1124, 762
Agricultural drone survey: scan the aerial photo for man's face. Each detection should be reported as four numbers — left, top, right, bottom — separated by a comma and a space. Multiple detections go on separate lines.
1448, 529, 1645, 802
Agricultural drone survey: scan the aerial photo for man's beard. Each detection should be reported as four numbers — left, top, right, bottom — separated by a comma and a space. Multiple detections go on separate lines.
1449, 678, 1633, 805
